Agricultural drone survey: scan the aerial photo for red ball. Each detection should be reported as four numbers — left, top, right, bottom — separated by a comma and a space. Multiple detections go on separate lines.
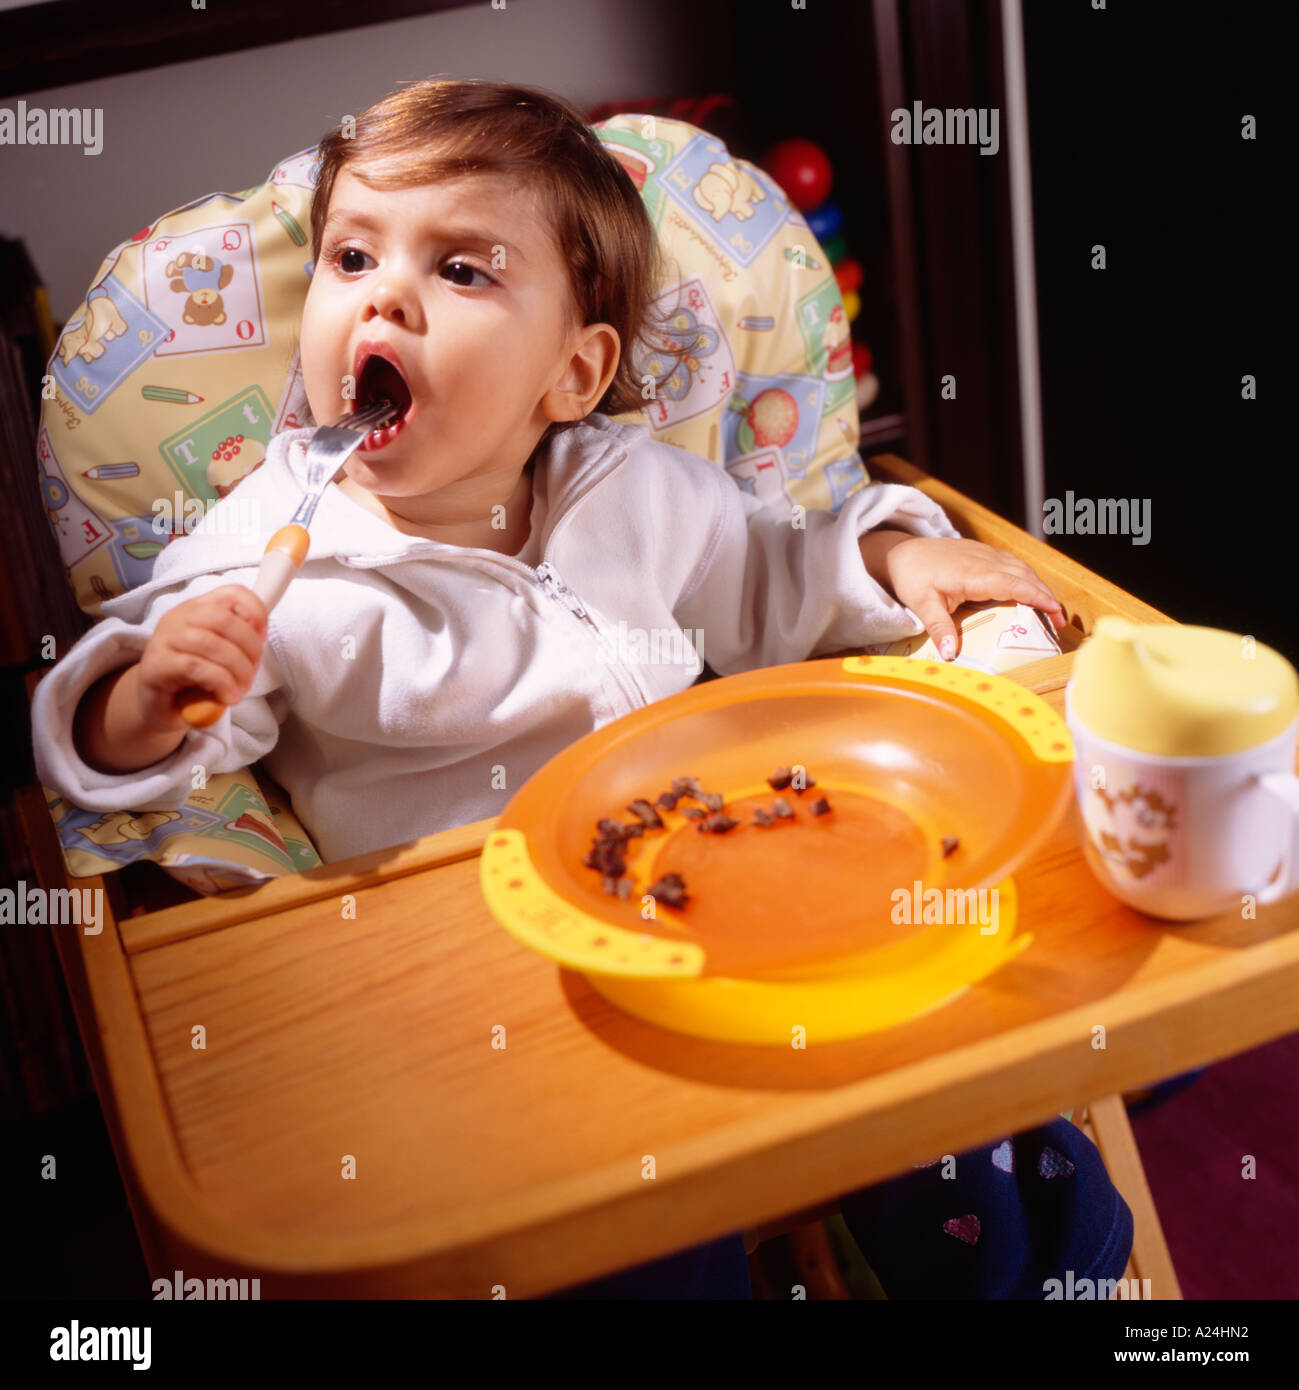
835, 258, 863, 296
760, 139, 833, 211
852, 342, 873, 378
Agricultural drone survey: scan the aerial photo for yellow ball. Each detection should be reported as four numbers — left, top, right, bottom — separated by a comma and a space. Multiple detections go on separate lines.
842, 289, 861, 323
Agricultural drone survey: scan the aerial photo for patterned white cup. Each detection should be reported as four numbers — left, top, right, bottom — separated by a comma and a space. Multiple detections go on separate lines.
1065, 685, 1299, 919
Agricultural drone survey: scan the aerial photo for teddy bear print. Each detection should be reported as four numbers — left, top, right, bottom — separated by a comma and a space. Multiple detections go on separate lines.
76, 809, 181, 846
165, 251, 235, 327
1092, 782, 1178, 879
58, 286, 128, 365
692, 159, 768, 222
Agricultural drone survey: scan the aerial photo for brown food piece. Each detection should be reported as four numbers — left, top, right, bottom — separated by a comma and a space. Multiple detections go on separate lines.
587, 839, 626, 876
681, 806, 707, 820
615, 876, 633, 900
699, 790, 724, 812
752, 807, 775, 826
656, 791, 680, 811
627, 798, 664, 829
941, 835, 960, 858
809, 796, 831, 816
771, 797, 794, 819
670, 776, 704, 799
647, 872, 689, 908
699, 813, 740, 834
596, 817, 628, 840
622, 822, 645, 838
766, 767, 793, 790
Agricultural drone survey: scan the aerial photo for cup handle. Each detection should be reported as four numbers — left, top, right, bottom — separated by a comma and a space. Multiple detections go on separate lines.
1255, 771, 1299, 905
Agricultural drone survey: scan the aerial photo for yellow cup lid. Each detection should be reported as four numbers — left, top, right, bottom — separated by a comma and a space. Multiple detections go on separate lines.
1069, 617, 1298, 757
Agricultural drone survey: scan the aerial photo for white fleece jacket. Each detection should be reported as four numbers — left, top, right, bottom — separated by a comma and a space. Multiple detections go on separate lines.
32, 413, 961, 862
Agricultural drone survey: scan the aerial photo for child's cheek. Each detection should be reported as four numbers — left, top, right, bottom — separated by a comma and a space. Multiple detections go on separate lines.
297, 298, 331, 418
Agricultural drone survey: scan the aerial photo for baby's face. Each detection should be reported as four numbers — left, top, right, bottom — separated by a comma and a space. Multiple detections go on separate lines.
301, 164, 580, 504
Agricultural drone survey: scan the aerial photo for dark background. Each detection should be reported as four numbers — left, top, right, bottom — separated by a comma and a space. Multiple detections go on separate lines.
1022, 0, 1286, 659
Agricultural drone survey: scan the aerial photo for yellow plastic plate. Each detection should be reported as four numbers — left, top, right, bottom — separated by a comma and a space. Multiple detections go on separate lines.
481, 656, 1072, 986
584, 878, 1028, 1044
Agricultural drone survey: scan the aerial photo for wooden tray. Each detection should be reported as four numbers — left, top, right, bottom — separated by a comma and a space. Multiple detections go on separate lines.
21, 455, 1297, 1297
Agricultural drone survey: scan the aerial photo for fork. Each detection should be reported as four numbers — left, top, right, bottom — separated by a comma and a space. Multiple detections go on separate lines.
177, 399, 400, 728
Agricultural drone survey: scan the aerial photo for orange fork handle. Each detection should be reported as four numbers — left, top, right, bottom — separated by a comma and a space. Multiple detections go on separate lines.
176, 525, 310, 728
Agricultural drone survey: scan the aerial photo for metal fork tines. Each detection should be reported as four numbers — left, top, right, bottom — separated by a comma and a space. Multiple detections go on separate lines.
289, 399, 401, 527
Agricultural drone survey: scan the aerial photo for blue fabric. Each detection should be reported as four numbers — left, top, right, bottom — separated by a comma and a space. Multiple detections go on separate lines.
838, 1118, 1133, 1299
540, 1119, 1131, 1300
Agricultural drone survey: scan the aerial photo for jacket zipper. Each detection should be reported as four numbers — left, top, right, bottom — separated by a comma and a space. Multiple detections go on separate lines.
337, 545, 647, 714
532, 561, 645, 714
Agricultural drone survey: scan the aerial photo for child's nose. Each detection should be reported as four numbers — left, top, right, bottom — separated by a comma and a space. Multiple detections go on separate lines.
366, 275, 418, 328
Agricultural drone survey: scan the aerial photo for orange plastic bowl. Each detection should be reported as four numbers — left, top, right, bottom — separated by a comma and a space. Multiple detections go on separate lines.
481, 656, 1073, 981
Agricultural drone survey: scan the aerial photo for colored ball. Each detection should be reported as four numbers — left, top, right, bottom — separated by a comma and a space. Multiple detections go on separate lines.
842, 289, 861, 323
852, 342, 873, 378
760, 138, 833, 211
835, 258, 863, 296
806, 202, 843, 241
819, 233, 847, 266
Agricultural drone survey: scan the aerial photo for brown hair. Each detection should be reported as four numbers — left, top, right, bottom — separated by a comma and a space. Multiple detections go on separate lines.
310, 77, 686, 441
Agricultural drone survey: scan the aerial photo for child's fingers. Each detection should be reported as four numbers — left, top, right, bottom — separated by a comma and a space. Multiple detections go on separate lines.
959, 570, 1060, 614
995, 557, 1066, 620
168, 626, 258, 702
178, 587, 267, 667
189, 606, 267, 668
908, 592, 960, 661
167, 652, 247, 708
203, 583, 268, 637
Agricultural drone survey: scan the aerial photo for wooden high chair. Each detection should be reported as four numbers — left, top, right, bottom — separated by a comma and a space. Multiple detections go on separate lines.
20, 110, 1293, 1299
16, 445, 1255, 1301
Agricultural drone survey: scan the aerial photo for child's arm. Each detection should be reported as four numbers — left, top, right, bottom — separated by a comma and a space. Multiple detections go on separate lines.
73, 665, 187, 774
33, 573, 286, 814
669, 457, 970, 674
72, 584, 268, 774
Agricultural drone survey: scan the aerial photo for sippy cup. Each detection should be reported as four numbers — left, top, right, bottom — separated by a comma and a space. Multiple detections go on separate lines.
1065, 616, 1299, 920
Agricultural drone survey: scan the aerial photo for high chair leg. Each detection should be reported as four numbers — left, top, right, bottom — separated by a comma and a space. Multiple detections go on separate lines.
1078, 1095, 1182, 1300
742, 1197, 842, 1256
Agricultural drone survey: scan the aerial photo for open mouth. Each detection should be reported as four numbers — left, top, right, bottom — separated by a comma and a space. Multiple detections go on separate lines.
354, 353, 414, 450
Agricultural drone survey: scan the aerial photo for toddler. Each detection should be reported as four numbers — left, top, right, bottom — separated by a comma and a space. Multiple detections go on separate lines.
32, 78, 1128, 1298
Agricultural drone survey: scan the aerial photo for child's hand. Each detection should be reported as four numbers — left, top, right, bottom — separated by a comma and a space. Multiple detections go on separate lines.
135, 585, 269, 731
872, 535, 1066, 660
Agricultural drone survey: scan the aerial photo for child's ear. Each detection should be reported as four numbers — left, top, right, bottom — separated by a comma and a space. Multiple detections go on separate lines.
543, 322, 620, 424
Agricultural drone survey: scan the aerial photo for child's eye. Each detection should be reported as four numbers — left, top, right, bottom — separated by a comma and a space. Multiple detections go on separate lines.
325, 244, 369, 274
441, 259, 495, 289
